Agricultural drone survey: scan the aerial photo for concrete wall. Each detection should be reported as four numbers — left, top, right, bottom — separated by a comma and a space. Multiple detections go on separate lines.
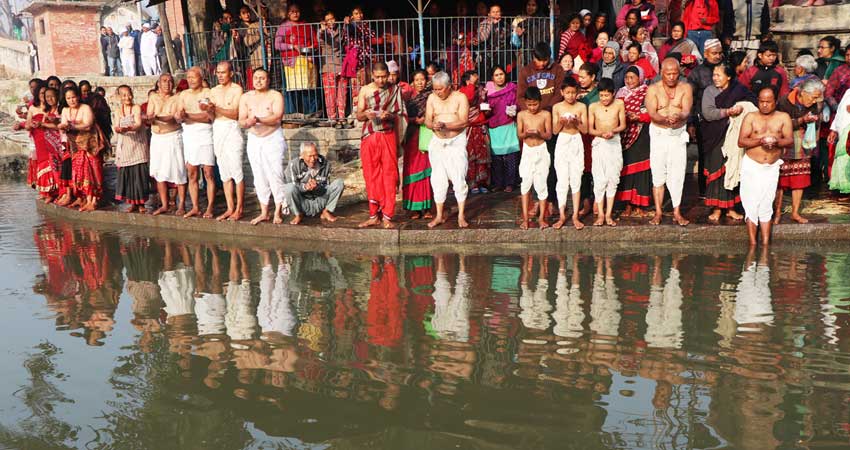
0, 37, 31, 76
771, 4, 850, 64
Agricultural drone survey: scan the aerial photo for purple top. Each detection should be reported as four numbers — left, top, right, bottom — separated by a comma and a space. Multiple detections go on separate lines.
485, 81, 517, 128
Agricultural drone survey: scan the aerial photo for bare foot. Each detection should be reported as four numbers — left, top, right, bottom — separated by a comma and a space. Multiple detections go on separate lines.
250, 213, 270, 225
578, 207, 591, 219
183, 208, 200, 218
573, 218, 585, 230
592, 215, 605, 226
773, 214, 782, 225
428, 216, 447, 228
519, 219, 529, 230
409, 211, 422, 220
674, 215, 690, 226
727, 211, 744, 221
228, 210, 243, 221
707, 213, 721, 224
423, 211, 434, 219
202, 208, 215, 219
152, 205, 169, 216
649, 214, 662, 225
273, 214, 284, 224
290, 215, 303, 225
138, 207, 147, 214
458, 217, 469, 228
606, 217, 617, 227
553, 217, 566, 229
70, 198, 83, 208
539, 218, 550, 230
80, 202, 96, 212
216, 210, 233, 221
383, 219, 396, 229
55, 195, 70, 206
321, 210, 338, 222
790, 214, 809, 224
504, 186, 513, 193
358, 216, 381, 228
174, 207, 185, 216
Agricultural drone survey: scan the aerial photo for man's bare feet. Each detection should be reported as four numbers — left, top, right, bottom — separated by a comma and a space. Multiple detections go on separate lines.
649, 213, 662, 225
152, 205, 169, 216
321, 210, 338, 222
790, 214, 809, 224
428, 216, 447, 228
553, 217, 566, 229
674, 214, 689, 226
538, 218, 550, 230
202, 207, 215, 219
593, 215, 605, 226
358, 216, 381, 228
605, 217, 617, 227
773, 214, 782, 225
216, 210, 234, 221
519, 219, 530, 230
174, 207, 185, 216
250, 213, 270, 225
290, 215, 303, 225
228, 209, 242, 221
138, 207, 147, 214
383, 219, 396, 229
183, 208, 200, 218
573, 218, 585, 230
458, 217, 469, 228
272, 213, 284, 224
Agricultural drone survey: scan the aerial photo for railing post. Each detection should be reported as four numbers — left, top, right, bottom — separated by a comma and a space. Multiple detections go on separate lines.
549, 0, 555, 59
184, 33, 193, 67
417, 0, 425, 69
257, 0, 269, 71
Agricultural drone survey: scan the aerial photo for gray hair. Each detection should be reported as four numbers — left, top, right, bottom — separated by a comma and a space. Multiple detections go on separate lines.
800, 78, 825, 95
432, 71, 451, 88
299, 141, 318, 155
795, 54, 817, 75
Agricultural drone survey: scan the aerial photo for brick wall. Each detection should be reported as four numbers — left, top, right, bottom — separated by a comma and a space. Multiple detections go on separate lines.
35, 6, 102, 77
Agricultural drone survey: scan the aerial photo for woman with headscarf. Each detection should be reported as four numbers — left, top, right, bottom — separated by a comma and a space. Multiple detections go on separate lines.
700, 62, 755, 222
598, 41, 626, 91
402, 70, 434, 219
558, 14, 591, 64
615, 66, 653, 217
658, 22, 702, 73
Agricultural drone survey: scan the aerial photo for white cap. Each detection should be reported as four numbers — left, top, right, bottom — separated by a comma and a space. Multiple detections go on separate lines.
142, 22, 151, 29
579, 9, 591, 17
386, 60, 399, 73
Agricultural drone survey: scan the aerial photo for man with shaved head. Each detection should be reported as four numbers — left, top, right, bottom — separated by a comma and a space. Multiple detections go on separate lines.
646, 57, 693, 226
146, 72, 186, 216
208, 61, 245, 221
175, 66, 216, 219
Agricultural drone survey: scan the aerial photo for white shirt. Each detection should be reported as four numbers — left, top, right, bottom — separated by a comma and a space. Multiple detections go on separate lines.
118, 35, 135, 55
140, 30, 158, 57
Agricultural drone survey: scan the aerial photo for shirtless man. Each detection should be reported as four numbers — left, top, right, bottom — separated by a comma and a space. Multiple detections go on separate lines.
517, 86, 553, 230
552, 77, 588, 230
208, 62, 245, 221
355, 61, 407, 229
425, 71, 470, 228
646, 58, 693, 226
588, 78, 626, 227
737, 86, 794, 247
145, 73, 187, 216
174, 67, 216, 219
238, 68, 287, 225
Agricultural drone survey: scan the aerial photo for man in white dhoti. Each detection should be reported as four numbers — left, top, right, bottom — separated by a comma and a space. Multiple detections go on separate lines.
734, 247, 774, 330
140, 23, 160, 76
224, 248, 257, 341
145, 73, 187, 216
737, 86, 794, 246
425, 71, 471, 228
257, 249, 296, 339
645, 255, 684, 349
552, 255, 584, 340
552, 77, 588, 230
239, 68, 288, 225
588, 78, 626, 227
193, 245, 226, 337
646, 58, 693, 226
118, 30, 136, 77
208, 62, 245, 222
175, 67, 217, 219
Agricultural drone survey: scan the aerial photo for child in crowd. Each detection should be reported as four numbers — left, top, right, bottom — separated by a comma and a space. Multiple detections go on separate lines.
552, 77, 588, 230
517, 87, 553, 230
588, 78, 626, 227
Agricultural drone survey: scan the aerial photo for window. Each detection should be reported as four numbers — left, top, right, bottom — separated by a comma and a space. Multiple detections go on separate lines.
39, 19, 45, 35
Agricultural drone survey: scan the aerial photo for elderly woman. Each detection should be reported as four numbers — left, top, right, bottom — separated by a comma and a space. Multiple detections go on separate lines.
598, 41, 626, 91
790, 54, 820, 89
776, 78, 825, 224
700, 62, 755, 223
615, 66, 652, 217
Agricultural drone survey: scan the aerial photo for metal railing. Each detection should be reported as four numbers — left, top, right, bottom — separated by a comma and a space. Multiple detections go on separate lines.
182, 16, 554, 122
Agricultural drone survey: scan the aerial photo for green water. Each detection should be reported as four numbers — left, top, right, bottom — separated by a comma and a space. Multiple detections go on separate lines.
3, 181, 850, 450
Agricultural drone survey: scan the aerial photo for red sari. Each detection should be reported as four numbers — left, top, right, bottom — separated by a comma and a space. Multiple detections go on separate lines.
459, 84, 490, 189
31, 112, 65, 198
68, 125, 105, 200
403, 88, 433, 212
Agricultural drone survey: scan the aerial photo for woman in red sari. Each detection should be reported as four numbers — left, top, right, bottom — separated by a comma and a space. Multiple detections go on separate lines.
557, 14, 591, 64
60, 86, 104, 212
459, 70, 490, 193
27, 87, 65, 202
402, 70, 434, 219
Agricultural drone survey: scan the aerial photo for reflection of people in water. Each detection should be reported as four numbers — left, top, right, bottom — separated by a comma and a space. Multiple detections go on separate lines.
519, 255, 553, 331
734, 246, 774, 329
367, 256, 404, 348
122, 236, 164, 353
431, 254, 471, 342
553, 255, 584, 340
645, 255, 684, 349
589, 256, 620, 338
159, 242, 198, 376
225, 247, 257, 342
194, 245, 227, 338
258, 249, 297, 339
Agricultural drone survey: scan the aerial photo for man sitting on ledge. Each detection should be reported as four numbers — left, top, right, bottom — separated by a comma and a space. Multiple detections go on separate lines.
282, 142, 344, 225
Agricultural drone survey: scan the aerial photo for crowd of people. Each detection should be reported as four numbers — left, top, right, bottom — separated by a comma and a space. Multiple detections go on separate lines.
99, 23, 185, 77
17, 2, 850, 248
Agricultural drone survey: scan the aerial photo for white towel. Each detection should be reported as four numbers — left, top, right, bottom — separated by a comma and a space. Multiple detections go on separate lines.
722, 101, 759, 191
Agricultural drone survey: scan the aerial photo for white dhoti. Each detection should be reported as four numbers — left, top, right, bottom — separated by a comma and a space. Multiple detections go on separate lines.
225, 279, 257, 341
739, 153, 783, 224
644, 268, 684, 349
212, 119, 245, 183
649, 124, 689, 208
734, 262, 774, 328
431, 271, 471, 342
141, 54, 160, 76
182, 122, 215, 167
149, 130, 187, 184
195, 292, 227, 336
258, 263, 296, 336
519, 142, 550, 200
158, 266, 195, 317
591, 135, 623, 200
554, 133, 584, 206
428, 131, 469, 203
247, 129, 287, 207
121, 51, 136, 77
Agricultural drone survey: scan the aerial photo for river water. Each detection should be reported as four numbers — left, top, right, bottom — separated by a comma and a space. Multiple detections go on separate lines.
3, 181, 850, 449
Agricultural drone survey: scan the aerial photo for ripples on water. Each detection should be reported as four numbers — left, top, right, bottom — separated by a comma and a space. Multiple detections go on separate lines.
4, 184, 850, 449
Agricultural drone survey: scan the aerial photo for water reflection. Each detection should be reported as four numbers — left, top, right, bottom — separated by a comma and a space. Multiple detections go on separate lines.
25, 222, 850, 448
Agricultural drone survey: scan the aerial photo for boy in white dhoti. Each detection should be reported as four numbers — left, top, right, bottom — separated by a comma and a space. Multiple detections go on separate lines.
239, 68, 288, 225
517, 86, 553, 229
646, 58, 693, 226
208, 62, 245, 222
737, 86, 793, 246
145, 73, 187, 216
175, 67, 217, 219
552, 77, 588, 230
588, 78, 626, 227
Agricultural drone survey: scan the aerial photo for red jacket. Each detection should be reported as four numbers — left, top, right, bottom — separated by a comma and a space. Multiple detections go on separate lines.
683, 0, 719, 32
